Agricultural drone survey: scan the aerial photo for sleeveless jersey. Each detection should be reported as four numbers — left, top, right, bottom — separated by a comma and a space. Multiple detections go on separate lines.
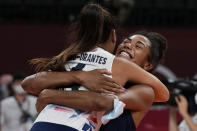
34, 47, 115, 131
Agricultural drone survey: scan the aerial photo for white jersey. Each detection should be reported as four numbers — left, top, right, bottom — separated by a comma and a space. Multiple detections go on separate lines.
34, 47, 115, 131
179, 113, 197, 131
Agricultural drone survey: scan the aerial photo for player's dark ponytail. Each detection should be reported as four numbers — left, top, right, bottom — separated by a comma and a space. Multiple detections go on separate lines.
30, 4, 115, 72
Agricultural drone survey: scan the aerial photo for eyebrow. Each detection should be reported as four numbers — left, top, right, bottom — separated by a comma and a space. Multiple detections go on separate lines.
125, 38, 147, 47
136, 41, 146, 47
123, 37, 132, 42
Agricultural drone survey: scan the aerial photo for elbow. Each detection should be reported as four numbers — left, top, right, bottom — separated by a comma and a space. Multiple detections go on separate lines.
21, 75, 39, 95
21, 77, 32, 93
38, 89, 51, 103
161, 88, 170, 102
153, 79, 170, 102
155, 88, 170, 102
164, 90, 170, 102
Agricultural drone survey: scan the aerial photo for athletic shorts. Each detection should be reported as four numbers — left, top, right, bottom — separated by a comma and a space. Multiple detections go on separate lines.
30, 122, 78, 131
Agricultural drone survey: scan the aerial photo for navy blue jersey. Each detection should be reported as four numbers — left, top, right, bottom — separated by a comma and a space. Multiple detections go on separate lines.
100, 82, 136, 131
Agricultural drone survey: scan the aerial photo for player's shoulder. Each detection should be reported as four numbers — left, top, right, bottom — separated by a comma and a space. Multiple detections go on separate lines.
111, 57, 133, 84
113, 57, 135, 69
112, 57, 141, 81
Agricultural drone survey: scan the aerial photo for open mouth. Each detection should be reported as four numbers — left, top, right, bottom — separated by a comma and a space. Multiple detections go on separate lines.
118, 50, 133, 59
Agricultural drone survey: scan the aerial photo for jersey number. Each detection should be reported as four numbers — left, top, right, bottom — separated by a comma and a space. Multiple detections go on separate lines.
70, 63, 86, 91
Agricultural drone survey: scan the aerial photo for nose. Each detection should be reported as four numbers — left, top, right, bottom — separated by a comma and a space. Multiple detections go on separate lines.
123, 42, 133, 50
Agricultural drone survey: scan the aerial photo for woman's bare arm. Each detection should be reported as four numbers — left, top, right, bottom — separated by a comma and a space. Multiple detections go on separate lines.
36, 84, 154, 113
22, 71, 80, 95
113, 57, 169, 102
22, 69, 124, 96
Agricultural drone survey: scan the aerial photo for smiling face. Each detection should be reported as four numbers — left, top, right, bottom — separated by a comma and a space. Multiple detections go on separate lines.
116, 34, 153, 71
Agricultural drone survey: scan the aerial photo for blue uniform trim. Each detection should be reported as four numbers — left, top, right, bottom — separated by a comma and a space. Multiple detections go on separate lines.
100, 110, 136, 131
100, 82, 136, 131
30, 122, 78, 131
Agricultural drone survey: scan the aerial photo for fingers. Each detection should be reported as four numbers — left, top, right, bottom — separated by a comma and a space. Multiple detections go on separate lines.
176, 95, 187, 102
100, 89, 115, 94
102, 77, 121, 87
175, 96, 179, 104
100, 75, 125, 93
179, 95, 187, 101
103, 82, 125, 93
97, 69, 112, 75
92, 69, 125, 93
93, 81, 125, 94
105, 77, 125, 90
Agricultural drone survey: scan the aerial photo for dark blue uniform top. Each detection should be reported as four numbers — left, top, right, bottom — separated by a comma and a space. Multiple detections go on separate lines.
100, 82, 136, 131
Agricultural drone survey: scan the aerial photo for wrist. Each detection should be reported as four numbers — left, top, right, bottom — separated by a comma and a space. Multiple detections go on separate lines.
39, 89, 52, 104
73, 71, 85, 85
181, 111, 189, 118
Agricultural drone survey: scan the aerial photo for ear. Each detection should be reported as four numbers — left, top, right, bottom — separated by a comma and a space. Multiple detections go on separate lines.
143, 62, 154, 71
111, 29, 116, 45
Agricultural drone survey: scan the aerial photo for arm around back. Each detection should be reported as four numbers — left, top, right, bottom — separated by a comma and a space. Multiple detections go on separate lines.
21, 71, 80, 95
118, 84, 155, 111
36, 84, 155, 113
36, 89, 114, 113
112, 57, 169, 102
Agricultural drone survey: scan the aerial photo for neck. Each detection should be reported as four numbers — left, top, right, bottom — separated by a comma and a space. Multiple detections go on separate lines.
98, 41, 113, 53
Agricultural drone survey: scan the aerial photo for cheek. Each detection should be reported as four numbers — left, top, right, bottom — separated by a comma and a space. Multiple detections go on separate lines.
135, 51, 148, 62
136, 50, 145, 57
116, 44, 124, 53
117, 44, 124, 49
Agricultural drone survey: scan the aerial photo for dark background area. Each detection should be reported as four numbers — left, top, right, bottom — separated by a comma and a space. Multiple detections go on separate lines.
0, 26, 196, 77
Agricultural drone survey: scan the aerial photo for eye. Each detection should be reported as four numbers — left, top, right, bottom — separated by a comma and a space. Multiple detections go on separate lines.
135, 45, 141, 49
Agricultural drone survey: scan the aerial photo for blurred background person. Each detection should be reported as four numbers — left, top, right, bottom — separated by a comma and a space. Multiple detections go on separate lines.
112, 0, 135, 25
0, 74, 13, 100
0, 72, 37, 131
194, 74, 197, 80
169, 94, 197, 131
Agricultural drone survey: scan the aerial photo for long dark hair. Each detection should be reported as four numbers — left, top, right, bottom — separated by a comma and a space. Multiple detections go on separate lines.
30, 4, 115, 72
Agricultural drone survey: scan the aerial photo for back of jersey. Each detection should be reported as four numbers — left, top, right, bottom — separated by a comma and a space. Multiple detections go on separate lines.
64, 47, 115, 91
34, 47, 115, 131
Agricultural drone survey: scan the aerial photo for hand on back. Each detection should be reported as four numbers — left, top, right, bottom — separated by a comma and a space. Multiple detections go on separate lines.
78, 69, 125, 94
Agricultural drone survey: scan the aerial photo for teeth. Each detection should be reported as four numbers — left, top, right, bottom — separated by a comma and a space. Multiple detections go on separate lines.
120, 51, 130, 57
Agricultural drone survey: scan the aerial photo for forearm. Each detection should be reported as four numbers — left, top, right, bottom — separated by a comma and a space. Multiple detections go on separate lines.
182, 112, 197, 131
117, 85, 155, 111
22, 71, 81, 95
169, 109, 178, 131
119, 58, 169, 102
39, 89, 114, 111
38, 84, 155, 113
